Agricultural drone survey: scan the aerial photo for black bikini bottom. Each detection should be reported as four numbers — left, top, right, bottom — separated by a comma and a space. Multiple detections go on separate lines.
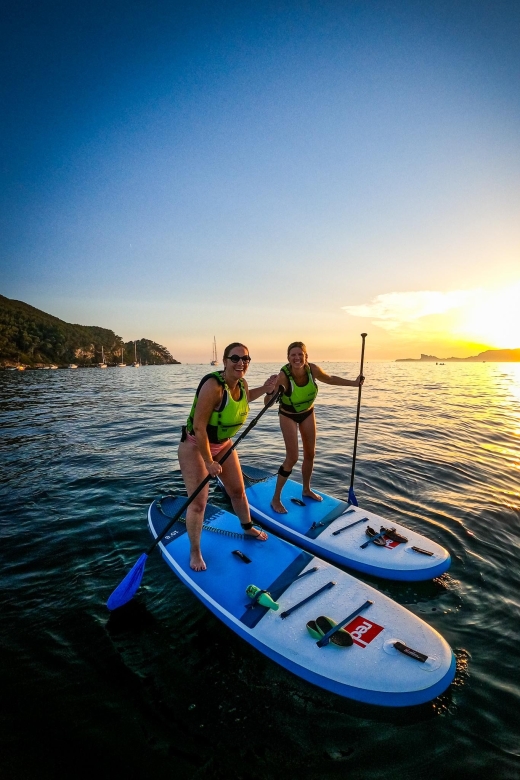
278, 407, 315, 425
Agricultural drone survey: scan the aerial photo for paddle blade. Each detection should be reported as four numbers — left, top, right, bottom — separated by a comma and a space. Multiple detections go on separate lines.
348, 486, 359, 507
107, 553, 148, 611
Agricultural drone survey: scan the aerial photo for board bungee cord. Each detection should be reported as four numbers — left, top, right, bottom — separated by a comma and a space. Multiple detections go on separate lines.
156, 495, 253, 540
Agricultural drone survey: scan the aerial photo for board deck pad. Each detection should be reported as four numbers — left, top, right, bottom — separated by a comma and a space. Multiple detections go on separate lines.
239, 465, 451, 581
148, 496, 456, 706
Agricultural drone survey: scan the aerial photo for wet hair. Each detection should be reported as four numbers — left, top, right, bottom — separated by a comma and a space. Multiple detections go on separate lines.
223, 342, 249, 361
287, 341, 308, 361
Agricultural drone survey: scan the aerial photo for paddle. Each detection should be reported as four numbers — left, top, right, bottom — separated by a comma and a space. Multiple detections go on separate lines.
107, 386, 283, 611
348, 333, 367, 507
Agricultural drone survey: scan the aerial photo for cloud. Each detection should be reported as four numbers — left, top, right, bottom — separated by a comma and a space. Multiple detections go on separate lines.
343, 289, 477, 330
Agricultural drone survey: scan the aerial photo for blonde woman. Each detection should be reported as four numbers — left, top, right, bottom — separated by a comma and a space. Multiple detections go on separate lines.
268, 342, 364, 514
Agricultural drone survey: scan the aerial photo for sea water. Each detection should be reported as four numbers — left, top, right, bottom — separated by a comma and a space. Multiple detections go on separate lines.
1, 362, 519, 778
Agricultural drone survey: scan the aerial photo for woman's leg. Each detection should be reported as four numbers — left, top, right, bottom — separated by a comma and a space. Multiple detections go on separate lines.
271, 414, 299, 513
178, 441, 211, 571
220, 449, 267, 539
299, 411, 322, 501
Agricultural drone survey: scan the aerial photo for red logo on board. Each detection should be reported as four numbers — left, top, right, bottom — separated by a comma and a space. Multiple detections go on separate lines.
344, 617, 384, 647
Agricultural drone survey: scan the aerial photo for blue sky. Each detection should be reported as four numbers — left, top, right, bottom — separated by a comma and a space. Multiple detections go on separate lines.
1, 1, 519, 361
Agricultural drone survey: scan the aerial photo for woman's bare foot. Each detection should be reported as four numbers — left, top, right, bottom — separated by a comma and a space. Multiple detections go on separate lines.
270, 499, 288, 514
244, 527, 268, 541
190, 551, 207, 571
302, 490, 323, 502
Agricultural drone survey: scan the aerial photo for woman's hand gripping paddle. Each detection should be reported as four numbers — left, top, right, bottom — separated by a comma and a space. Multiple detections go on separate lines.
106, 387, 283, 611
348, 333, 367, 507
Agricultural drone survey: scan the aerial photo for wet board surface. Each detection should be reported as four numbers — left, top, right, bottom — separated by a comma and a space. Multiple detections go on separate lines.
238, 465, 451, 582
149, 496, 456, 706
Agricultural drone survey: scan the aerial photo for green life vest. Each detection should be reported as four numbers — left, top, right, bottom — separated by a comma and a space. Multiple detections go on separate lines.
186, 371, 249, 443
280, 364, 318, 413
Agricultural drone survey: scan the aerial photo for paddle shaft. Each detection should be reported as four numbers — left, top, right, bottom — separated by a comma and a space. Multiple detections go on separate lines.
146, 386, 283, 556
349, 333, 367, 492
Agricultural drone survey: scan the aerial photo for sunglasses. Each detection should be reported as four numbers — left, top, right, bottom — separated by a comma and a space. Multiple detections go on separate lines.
226, 354, 251, 364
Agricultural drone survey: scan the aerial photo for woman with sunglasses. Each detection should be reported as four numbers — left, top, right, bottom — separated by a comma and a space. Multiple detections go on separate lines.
268, 341, 364, 514
179, 342, 278, 571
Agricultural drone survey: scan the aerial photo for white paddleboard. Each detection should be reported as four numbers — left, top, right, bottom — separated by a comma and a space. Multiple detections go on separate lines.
238, 465, 451, 582
149, 496, 456, 706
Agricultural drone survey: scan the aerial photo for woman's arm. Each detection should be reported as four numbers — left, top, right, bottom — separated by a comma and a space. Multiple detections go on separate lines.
310, 363, 364, 387
192, 379, 224, 474
247, 373, 279, 403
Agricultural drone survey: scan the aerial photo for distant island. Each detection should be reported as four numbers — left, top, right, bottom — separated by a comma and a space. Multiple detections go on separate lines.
0, 295, 180, 367
396, 349, 520, 362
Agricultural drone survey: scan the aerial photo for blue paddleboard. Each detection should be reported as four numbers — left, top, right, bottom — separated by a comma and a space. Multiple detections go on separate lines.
237, 465, 451, 582
148, 496, 456, 706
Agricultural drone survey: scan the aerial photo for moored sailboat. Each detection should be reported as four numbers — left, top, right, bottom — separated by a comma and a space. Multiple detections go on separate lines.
210, 336, 218, 365
131, 341, 140, 367
98, 346, 107, 368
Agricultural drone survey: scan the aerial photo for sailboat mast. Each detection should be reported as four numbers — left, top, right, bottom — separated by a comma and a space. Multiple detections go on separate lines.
211, 336, 218, 365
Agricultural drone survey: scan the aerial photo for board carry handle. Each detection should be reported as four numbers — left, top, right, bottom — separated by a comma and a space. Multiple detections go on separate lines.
280, 581, 336, 619
106, 386, 284, 611
393, 641, 428, 663
411, 546, 434, 556
316, 600, 373, 647
332, 516, 368, 536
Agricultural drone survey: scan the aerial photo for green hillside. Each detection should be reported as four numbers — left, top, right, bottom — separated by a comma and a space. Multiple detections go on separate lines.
0, 295, 180, 366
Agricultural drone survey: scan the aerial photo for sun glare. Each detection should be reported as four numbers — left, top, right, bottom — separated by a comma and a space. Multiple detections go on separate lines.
456, 283, 520, 349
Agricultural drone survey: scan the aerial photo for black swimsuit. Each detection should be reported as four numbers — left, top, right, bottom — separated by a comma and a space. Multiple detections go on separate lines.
278, 407, 315, 424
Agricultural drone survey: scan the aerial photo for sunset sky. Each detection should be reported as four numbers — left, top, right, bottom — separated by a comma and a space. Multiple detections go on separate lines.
1, 1, 519, 362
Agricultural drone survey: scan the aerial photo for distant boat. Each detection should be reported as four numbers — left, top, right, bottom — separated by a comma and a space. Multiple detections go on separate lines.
210, 336, 218, 365
131, 341, 140, 367
98, 346, 108, 368
49, 365, 58, 370
68, 364, 78, 369
117, 345, 126, 368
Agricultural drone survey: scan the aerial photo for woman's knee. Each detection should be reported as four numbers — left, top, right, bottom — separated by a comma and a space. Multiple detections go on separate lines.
187, 496, 207, 515
227, 487, 246, 502
283, 454, 298, 470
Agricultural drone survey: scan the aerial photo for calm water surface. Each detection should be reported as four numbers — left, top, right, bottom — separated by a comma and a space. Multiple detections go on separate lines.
1, 362, 519, 779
